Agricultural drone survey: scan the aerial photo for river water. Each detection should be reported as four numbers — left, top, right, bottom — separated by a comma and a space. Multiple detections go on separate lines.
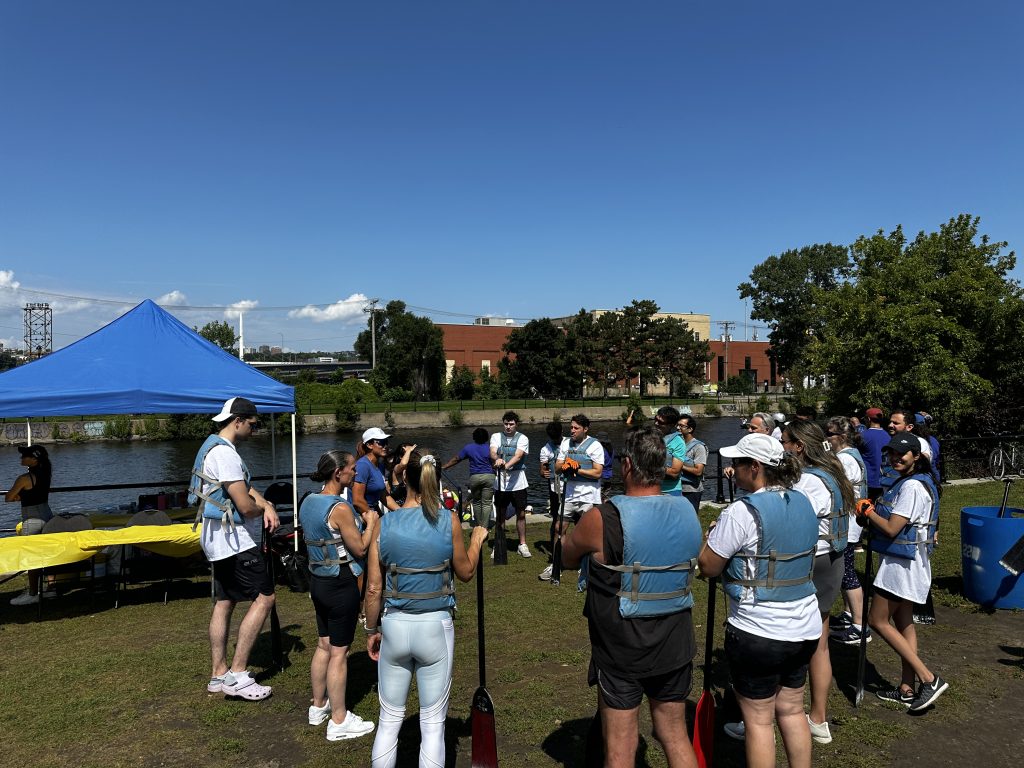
1, 417, 747, 531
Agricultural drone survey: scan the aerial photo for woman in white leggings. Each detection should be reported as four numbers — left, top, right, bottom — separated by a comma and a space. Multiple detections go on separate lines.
364, 451, 488, 768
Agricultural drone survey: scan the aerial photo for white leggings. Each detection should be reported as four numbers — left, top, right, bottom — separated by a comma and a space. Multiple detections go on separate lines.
371, 610, 454, 768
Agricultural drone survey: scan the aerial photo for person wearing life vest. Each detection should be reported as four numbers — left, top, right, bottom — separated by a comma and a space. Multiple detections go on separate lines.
860, 433, 949, 712
194, 397, 279, 702
491, 411, 531, 558
538, 421, 563, 582
654, 406, 688, 496
556, 414, 605, 589
677, 414, 708, 512
699, 433, 820, 768
824, 416, 872, 646
364, 450, 489, 768
560, 426, 702, 768
780, 420, 855, 746
300, 450, 379, 741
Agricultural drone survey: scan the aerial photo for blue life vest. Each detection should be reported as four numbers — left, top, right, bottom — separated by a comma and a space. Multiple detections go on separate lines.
498, 432, 526, 478
300, 493, 365, 578
679, 439, 706, 489
869, 473, 939, 560
379, 506, 455, 614
565, 436, 598, 470
803, 467, 849, 553
840, 447, 869, 499
189, 435, 250, 531
589, 495, 702, 618
723, 490, 818, 602
880, 452, 900, 492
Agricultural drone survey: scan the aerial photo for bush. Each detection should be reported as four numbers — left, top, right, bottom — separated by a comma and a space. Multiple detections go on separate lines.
164, 414, 215, 440
622, 395, 645, 424
335, 395, 360, 431
704, 403, 722, 417
723, 374, 755, 395
755, 394, 772, 414
103, 415, 133, 441
447, 409, 465, 427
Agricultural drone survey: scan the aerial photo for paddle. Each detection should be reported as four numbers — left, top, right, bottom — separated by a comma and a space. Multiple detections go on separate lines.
997, 480, 1024, 576
693, 576, 717, 768
493, 469, 508, 566
550, 481, 566, 586
855, 544, 873, 706
471, 518, 499, 768
260, 523, 285, 670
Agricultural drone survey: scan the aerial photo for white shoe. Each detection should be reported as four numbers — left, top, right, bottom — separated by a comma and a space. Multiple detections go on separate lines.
326, 711, 375, 741
723, 721, 745, 741
309, 699, 331, 725
538, 564, 553, 581
807, 714, 832, 744
10, 590, 39, 606
222, 671, 272, 701
517, 543, 532, 558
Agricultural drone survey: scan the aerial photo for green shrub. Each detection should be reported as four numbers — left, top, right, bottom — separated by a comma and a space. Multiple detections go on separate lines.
447, 409, 465, 427
755, 394, 772, 414
103, 415, 133, 441
621, 395, 645, 424
704, 402, 722, 417
335, 396, 360, 431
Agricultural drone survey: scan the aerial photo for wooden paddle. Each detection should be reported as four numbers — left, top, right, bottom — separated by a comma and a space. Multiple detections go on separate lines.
855, 544, 873, 706
694, 576, 717, 768
471, 518, 498, 768
493, 469, 508, 565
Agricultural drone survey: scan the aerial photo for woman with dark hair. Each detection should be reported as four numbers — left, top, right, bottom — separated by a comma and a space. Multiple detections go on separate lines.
781, 420, 855, 745
365, 450, 489, 768
862, 433, 948, 711
353, 428, 399, 519
824, 416, 871, 645
6, 445, 54, 606
699, 433, 820, 768
441, 428, 493, 526
385, 443, 417, 507
300, 450, 378, 741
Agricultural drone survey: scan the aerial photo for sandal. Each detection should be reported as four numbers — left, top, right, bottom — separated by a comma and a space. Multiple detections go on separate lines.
222, 671, 272, 701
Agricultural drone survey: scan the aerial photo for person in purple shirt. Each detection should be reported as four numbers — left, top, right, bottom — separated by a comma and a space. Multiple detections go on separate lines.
442, 428, 494, 526
860, 408, 890, 499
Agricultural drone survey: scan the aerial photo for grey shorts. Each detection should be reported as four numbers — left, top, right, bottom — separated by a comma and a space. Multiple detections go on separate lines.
812, 550, 844, 614
20, 517, 46, 535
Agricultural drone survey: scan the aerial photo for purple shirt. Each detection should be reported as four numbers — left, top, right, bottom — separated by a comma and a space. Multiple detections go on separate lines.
459, 442, 493, 475
860, 428, 889, 487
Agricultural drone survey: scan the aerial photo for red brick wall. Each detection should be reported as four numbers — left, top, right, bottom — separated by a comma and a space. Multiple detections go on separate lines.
706, 340, 777, 386
438, 324, 514, 375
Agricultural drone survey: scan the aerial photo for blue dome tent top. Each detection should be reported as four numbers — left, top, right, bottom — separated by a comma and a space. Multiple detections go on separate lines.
0, 299, 295, 418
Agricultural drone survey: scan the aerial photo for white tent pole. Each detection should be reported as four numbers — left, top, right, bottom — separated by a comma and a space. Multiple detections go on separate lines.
26, 419, 32, 446
238, 312, 245, 361
291, 413, 299, 553
270, 416, 277, 481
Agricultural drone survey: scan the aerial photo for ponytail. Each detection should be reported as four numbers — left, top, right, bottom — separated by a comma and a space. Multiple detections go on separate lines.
406, 450, 441, 522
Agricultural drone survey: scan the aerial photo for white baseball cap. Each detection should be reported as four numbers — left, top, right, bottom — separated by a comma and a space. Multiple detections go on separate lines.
719, 433, 784, 466
361, 427, 391, 443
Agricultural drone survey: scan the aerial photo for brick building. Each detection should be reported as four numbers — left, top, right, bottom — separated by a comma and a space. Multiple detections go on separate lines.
437, 323, 515, 381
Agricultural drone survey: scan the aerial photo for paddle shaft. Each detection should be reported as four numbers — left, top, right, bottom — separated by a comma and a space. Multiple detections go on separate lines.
703, 576, 717, 691
476, 484, 487, 689
551, 482, 566, 583
855, 544, 873, 706
999, 478, 1014, 517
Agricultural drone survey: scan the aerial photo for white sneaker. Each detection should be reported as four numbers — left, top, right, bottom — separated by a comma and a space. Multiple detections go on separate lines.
326, 711, 375, 741
309, 699, 331, 725
517, 543, 532, 558
807, 714, 832, 744
538, 564, 553, 581
10, 590, 40, 606
723, 721, 745, 741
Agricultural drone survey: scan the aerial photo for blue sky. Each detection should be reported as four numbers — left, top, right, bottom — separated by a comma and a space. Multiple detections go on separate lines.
2, 2, 1022, 352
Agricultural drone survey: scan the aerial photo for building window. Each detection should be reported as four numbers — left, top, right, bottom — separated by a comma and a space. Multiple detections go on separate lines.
446, 359, 455, 382
481, 360, 491, 375
744, 356, 751, 369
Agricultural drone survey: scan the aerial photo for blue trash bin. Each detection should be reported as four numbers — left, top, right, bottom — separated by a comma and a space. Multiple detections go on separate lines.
960, 506, 1024, 609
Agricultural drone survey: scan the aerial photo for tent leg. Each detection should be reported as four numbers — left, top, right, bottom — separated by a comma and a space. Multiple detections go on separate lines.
26, 419, 32, 446
271, 416, 277, 481
291, 413, 299, 553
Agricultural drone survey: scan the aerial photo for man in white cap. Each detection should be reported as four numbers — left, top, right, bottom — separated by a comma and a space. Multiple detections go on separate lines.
191, 396, 280, 701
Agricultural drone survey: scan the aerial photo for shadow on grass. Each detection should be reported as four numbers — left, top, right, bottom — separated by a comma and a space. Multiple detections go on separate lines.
829, 636, 885, 703
997, 644, 1023, 669
367, 712, 470, 767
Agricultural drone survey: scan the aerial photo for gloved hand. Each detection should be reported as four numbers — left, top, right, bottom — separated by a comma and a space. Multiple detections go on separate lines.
561, 457, 580, 477
854, 498, 874, 528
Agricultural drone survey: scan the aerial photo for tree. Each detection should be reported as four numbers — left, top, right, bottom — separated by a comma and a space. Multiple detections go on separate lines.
738, 244, 849, 375
475, 366, 507, 400
0, 349, 17, 372
196, 320, 237, 352
446, 365, 476, 400
500, 318, 579, 398
354, 300, 445, 400
649, 317, 713, 396
768, 215, 1023, 429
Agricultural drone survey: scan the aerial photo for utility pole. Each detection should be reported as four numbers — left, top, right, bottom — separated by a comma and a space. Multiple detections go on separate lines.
238, 311, 245, 361
717, 320, 735, 387
364, 298, 380, 369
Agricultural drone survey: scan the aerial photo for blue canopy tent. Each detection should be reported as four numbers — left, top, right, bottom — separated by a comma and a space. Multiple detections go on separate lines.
0, 299, 298, 513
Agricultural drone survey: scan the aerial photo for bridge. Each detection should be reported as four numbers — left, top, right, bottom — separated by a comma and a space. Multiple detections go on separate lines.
248, 359, 372, 380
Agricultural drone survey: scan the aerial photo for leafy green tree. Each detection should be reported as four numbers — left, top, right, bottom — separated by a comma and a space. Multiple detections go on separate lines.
446, 365, 476, 400
738, 244, 849, 375
475, 366, 506, 400
196, 320, 237, 352
500, 318, 579, 398
354, 301, 445, 400
0, 349, 18, 371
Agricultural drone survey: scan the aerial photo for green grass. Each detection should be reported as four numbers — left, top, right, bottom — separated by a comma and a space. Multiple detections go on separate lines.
0, 482, 1020, 767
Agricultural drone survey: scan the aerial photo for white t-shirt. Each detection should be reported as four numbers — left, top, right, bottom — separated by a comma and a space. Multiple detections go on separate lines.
539, 440, 560, 494
873, 479, 934, 603
491, 432, 529, 492
199, 442, 262, 562
838, 451, 865, 543
794, 471, 834, 556
557, 436, 605, 504
707, 489, 822, 642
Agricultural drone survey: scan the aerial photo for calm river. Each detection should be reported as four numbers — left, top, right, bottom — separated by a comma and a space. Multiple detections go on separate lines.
1, 417, 748, 531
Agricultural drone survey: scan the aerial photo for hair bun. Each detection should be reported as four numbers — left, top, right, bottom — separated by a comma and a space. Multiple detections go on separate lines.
419, 454, 437, 467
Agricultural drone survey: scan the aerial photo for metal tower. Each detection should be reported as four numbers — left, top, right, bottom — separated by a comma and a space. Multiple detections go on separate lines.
23, 303, 52, 359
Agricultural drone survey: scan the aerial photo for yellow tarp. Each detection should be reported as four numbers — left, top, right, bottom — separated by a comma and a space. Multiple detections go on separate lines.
0, 524, 201, 573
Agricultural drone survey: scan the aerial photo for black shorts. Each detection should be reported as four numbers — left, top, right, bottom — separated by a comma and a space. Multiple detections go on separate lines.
588, 657, 692, 710
494, 488, 528, 515
310, 573, 361, 647
724, 624, 817, 700
212, 549, 275, 602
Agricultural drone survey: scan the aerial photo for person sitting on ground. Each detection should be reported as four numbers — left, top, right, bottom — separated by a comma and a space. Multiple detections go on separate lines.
7, 445, 54, 606
561, 426, 703, 768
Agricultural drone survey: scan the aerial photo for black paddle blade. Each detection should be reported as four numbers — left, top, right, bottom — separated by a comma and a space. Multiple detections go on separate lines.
693, 690, 715, 768
494, 525, 508, 565
1000, 533, 1024, 576
471, 687, 498, 768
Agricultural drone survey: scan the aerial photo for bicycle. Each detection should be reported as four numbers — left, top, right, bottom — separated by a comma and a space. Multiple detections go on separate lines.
988, 435, 1023, 480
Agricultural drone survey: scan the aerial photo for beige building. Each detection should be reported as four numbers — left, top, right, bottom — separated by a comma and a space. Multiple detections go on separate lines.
551, 310, 711, 342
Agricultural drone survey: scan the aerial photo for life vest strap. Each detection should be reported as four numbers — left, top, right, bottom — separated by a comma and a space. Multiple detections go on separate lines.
594, 557, 697, 602
384, 559, 454, 600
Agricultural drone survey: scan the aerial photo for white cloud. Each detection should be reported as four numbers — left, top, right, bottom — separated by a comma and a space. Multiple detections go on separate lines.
157, 290, 188, 306
0, 270, 23, 310
224, 299, 258, 319
288, 293, 369, 324
0, 270, 20, 291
